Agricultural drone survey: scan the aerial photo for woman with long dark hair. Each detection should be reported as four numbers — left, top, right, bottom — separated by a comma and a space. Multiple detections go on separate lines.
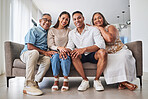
47, 11, 71, 91
92, 12, 138, 91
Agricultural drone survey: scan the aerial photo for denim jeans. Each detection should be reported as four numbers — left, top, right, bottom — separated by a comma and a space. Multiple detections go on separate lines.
50, 53, 71, 76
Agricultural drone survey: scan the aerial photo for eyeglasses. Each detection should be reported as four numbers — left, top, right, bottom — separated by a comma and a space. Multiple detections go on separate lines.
42, 18, 52, 23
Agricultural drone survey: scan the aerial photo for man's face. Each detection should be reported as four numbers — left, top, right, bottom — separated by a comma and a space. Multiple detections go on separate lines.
39, 15, 52, 30
72, 13, 84, 28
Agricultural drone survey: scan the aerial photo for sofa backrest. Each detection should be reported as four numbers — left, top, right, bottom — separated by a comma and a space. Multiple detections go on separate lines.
125, 41, 143, 76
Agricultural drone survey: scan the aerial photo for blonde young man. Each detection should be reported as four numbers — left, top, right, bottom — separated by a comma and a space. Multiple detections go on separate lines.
65, 11, 107, 91
20, 13, 56, 95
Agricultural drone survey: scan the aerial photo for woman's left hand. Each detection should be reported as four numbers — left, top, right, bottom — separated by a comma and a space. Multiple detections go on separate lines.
59, 51, 67, 59
57, 47, 67, 52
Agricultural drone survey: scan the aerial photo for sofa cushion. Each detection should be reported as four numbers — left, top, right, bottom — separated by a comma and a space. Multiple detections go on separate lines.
13, 59, 97, 70
83, 62, 97, 70
13, 59, 26, 69
13, 59, 40, 70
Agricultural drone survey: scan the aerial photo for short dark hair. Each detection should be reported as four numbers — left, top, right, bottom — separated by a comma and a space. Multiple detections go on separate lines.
92, 12, 109, 27
42, 13, 51, 18
53, 11, 70, 29
72, 11, 83, 17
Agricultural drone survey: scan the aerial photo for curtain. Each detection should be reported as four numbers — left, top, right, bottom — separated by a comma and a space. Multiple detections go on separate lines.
10, 0, 32, 44
0, 0, 33, 75
0, 0, 11, 75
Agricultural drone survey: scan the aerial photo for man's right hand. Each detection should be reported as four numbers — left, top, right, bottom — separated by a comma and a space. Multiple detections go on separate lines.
44, 51, 57, 57
71, 48, 86, 58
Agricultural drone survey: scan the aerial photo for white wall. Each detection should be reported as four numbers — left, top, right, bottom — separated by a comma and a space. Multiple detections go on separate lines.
130, 0, 148, 72
119, 25, 131, 43
32, 3, 38, 21
0, 0, 42, 75
33, 0, 130, 29
32, 2, 42, 26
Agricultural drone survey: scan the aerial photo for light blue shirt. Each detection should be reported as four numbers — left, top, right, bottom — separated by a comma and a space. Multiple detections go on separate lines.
21, 25, 48, 55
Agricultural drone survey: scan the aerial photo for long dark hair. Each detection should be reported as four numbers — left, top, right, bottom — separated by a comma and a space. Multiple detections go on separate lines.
92, 12, 109, 27
53, 11, 70, 29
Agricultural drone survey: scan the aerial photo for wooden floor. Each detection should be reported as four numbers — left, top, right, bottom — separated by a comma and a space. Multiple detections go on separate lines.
0, 73, 148, 99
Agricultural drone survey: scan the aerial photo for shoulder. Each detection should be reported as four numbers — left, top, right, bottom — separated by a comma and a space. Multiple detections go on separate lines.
48, 27, 56, 34
86, 25, 98, 31
27, 26, 38, 35
29, 26, 47, 33
87, 26, 100, 34
48, 27, 55, 31
29, 26, 37, 31
69, 28, 75, 33
68, 28, 76, 36
106, 25, 116, 30
106, 25, 118, 33
66, 27, 71, 32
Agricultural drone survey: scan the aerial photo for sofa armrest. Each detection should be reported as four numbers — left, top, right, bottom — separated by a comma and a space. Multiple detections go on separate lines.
4, 41, 24, 77
125, 41, 143, 77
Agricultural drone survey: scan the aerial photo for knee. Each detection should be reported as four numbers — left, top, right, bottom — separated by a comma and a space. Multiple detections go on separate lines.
42, 56, 51, 68
44, 56, 51, 63
66, 55, 71, 61
62, 56, 71, 63
29, 50, 39, 59
51, 53, 59, 60
96, 49, 107, 59
71, 56, 80, 62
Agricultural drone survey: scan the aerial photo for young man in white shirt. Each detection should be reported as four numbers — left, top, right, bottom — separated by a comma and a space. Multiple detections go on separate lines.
65, 11, 107, 91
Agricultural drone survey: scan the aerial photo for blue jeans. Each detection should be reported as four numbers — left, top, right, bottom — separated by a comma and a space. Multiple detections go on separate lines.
50, 53, 71, 76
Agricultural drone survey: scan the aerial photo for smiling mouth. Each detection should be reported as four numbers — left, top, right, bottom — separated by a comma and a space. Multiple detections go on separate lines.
45, 24, 49, 27
62, 23, 66, 25
76, 23, 81, 26
97, 21, 101, 24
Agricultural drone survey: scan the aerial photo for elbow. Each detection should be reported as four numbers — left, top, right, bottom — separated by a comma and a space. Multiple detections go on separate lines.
106, 39, 113, 43
27, 43, 33, 50
106, 37, 115, 43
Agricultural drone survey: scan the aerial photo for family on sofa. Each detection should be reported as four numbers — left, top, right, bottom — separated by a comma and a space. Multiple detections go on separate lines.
20, 11, 137, 96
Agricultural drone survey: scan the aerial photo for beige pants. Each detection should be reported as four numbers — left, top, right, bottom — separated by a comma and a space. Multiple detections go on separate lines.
20, 50, 50, 87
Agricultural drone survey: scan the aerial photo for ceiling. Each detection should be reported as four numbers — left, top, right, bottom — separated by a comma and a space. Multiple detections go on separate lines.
33, 0, 130, 28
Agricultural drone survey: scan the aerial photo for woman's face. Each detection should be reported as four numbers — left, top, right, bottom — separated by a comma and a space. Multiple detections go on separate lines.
59, 14, 69, 27
93, 13, 104, 26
